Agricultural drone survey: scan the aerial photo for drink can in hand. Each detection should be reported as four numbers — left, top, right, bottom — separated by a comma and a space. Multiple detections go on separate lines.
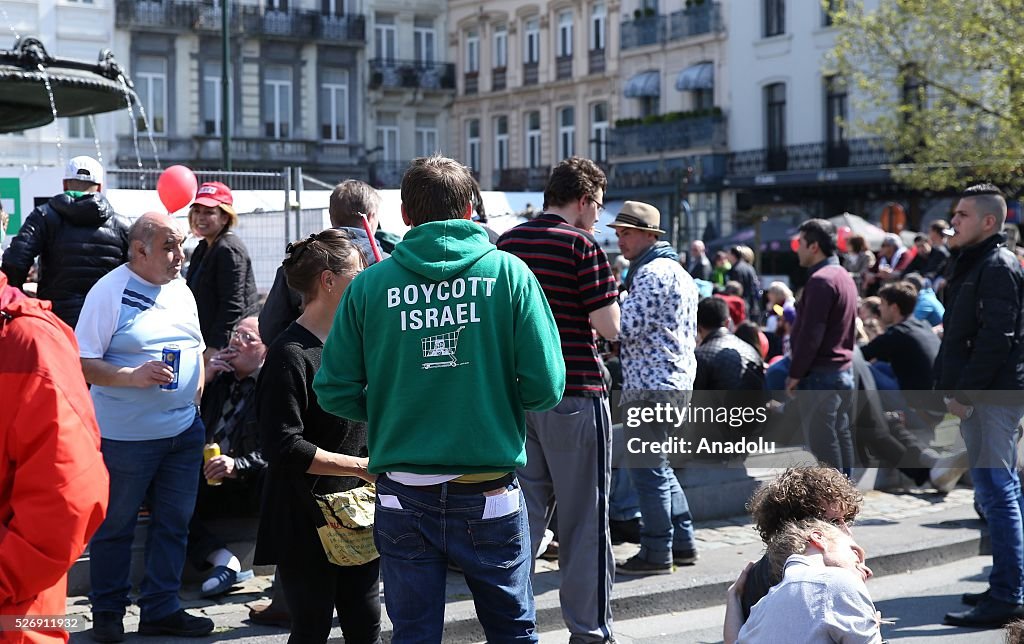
160, 344, 180, 391
203, 443, 223, 486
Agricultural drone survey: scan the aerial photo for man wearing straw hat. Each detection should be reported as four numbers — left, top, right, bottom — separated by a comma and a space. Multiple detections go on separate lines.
608, 201, 700, 576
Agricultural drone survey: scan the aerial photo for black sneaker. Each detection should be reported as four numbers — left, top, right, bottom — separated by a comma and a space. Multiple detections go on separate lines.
673, 549, 699, 566
615, 555, 672, 576
962, 588, 991, 606
91, 612, 124, 643
138, 609, 214, 637
609, 519, 641, 545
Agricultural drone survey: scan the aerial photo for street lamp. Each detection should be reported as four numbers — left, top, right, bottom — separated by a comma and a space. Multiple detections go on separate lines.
221, 0, 231, 171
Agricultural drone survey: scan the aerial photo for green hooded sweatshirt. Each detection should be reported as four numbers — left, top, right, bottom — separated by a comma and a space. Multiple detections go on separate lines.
313, 219, 565, 474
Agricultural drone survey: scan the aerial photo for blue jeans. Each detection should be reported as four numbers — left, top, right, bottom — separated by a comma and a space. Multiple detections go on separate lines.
626, 421, 695, 564
90, 413, 204, 621
765, 356, 791, 401
798, 368, 855, 475
609, 469, 641, 522
374, 475, 536, 643
961, 402, 1024, 605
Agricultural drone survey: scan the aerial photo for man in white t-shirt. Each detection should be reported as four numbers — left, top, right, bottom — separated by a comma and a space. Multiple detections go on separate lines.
76, 212, 214, 642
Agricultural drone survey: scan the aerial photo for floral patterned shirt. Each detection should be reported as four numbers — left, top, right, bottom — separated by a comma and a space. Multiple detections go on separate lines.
619, 257, 698, 392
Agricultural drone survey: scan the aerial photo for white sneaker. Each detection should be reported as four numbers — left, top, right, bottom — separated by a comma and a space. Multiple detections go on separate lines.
931, 450, 969, 493
537, 529, 554, 558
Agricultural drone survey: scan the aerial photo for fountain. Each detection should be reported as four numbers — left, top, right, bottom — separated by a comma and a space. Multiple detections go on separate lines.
0, 36, 137, 134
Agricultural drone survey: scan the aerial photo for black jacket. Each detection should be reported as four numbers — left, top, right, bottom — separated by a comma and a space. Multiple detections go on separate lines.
691, 328, 767, 445
935, 233, 1024, 403
920, 245, 950, 281
186, 231, 259, 349
687, 255, 712, 281
258, 226, 386, 345
728, 259, 762, 318
1, 192, 129, 328
694, 328, 766, 393
201, 371, 266, 481
861, 316, 940, 393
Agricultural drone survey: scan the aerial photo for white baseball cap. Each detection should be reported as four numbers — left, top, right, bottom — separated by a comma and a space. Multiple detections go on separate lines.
64, 156, 104, 186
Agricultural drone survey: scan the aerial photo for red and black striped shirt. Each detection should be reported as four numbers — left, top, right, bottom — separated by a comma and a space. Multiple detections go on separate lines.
498, 214, 618, 397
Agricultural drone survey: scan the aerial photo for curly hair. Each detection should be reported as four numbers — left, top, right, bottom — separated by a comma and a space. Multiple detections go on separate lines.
1006, 618, 1024, 644
747, 466, 863, 543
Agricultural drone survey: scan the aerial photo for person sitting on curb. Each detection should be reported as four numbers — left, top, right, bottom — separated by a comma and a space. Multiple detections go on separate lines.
724, 518, 882, 644
740, 466, 864, 619
186, 316, 267, 598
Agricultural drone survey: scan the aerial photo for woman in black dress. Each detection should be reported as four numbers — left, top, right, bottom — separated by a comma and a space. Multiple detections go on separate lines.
254, 229, 378, 644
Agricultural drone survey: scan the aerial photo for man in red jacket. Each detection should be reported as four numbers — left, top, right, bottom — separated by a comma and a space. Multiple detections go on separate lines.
0, 270, 109, 644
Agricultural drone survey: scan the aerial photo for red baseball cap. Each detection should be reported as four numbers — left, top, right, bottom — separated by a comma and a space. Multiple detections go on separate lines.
192, 181, 236, 219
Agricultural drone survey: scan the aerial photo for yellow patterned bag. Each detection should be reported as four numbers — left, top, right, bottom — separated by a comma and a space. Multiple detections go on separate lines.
311, 483, 379, 567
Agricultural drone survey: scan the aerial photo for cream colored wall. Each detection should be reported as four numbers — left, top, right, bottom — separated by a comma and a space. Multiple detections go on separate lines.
616, 0, 728, 120
300, 45, 318, 141
240, 42, 261, 135
363, 0, 452, 161
448, 0, 620, 188
179, 36, 199, 139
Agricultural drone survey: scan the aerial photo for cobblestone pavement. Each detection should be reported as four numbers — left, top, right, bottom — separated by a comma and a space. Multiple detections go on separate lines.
65, 487, 979, 638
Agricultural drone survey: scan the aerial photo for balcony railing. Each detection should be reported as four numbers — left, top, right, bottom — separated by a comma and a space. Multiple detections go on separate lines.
493, 167, 550, 191
368, 59, 456, 91
116, 134, 363, 167
668, 3, 723, 40
727, 138, 893, 176
313, 14, 365, 42
556, 55, 573, 80
115, 0, 194, 30
588, 49, 605, 75
115, 0, 365, 43
523, 62, 538, 86
464, 71, 478, 95
621, 3, 722, 50
492, 67, 507, 91
117, 135, 194, 164
610, 156, 728, 190
609, 115, 727, 157
621, 15, 666, 49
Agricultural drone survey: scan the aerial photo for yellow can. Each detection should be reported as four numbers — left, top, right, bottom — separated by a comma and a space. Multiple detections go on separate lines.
203, 443, 222, 486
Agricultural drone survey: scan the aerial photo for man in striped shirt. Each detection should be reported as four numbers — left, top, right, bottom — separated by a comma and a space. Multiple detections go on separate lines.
497, 156, 621, 644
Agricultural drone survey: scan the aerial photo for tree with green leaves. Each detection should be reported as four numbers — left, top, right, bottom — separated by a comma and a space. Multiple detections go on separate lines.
829, 0, 1024, 191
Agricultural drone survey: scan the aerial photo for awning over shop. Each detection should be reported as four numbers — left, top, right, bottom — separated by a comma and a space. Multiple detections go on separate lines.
675, 62, 714, 91
624, 71, 660, 98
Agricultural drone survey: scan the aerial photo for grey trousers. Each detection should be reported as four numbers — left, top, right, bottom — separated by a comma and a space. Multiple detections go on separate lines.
519, 396, 615, 643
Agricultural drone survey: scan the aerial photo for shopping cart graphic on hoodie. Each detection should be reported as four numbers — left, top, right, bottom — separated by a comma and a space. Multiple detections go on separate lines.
421, 326, 469, 369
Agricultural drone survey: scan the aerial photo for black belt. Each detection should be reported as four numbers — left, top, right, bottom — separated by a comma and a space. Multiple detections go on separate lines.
385, 472, 516, 495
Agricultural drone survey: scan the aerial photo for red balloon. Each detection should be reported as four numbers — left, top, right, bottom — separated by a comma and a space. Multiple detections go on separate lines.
157, 165, 198, 213
837, 225, 852, 253
790, 236, 800, 252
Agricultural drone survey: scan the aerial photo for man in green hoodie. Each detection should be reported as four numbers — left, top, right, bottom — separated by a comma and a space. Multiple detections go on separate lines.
314, 155, 565, 643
